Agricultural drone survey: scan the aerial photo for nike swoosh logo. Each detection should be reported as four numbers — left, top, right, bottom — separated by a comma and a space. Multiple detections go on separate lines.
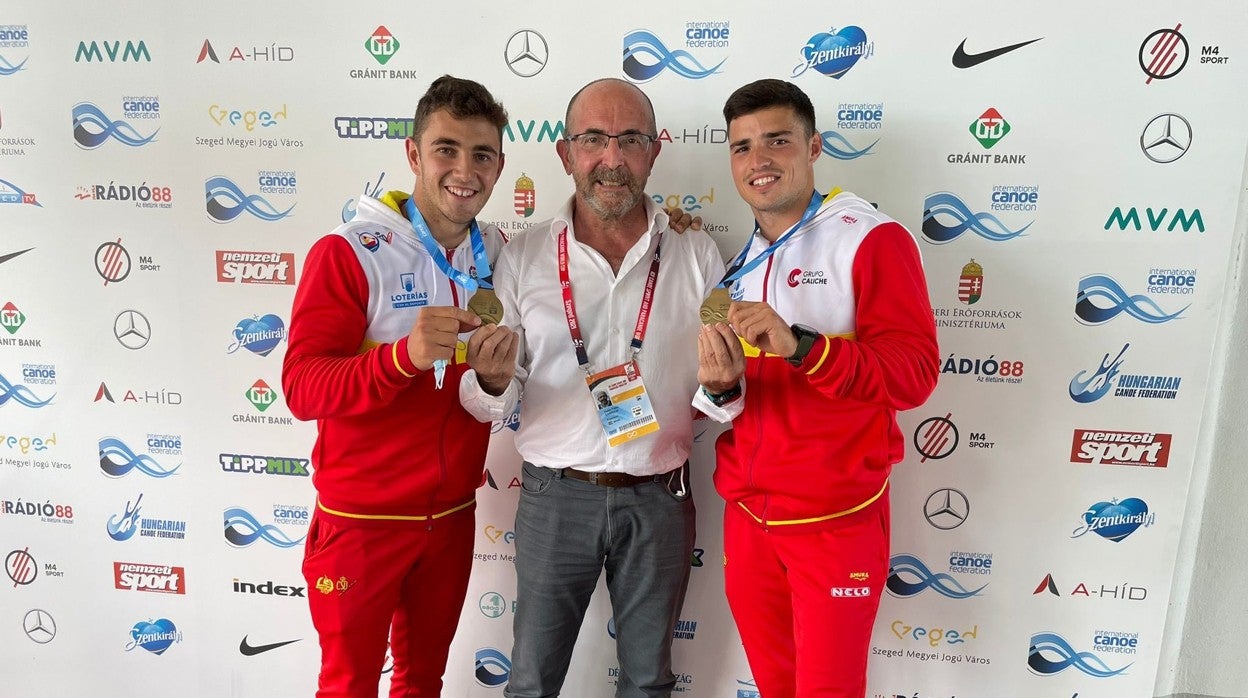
0, 248, 35, 265
239, 636, 300, 656
952, 37, 1043, 68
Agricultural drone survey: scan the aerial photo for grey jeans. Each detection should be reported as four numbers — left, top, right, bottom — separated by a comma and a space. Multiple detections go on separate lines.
503, 461, 695, 698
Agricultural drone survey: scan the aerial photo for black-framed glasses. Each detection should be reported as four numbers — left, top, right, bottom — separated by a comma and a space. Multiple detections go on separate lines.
564, 131, 657, 155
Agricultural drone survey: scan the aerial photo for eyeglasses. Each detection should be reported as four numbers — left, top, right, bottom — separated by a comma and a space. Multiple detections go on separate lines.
564, 131, 657, 155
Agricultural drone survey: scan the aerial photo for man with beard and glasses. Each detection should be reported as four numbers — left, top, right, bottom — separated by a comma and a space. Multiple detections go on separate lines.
461, 77, 742, 697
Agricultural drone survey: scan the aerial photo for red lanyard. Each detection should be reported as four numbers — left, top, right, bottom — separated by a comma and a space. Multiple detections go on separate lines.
557, 225, 662, 372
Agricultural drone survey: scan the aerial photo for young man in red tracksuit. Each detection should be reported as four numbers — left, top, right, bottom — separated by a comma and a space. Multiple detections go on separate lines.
282, 76, 521, 697
696, 79, 940, 697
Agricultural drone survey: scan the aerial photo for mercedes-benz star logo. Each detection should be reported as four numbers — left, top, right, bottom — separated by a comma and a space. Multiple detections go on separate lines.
923, 488, 970, 530
23, 609, 56, 644
1140, 113, 1192, 164
505, 29, 548, 78
113, 309, 151, 350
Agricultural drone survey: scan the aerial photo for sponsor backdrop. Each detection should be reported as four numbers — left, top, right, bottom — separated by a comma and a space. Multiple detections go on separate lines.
1, 2, 1246, 696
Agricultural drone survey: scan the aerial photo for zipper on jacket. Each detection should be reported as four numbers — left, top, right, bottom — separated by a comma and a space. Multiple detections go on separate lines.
743, 254, 776, 510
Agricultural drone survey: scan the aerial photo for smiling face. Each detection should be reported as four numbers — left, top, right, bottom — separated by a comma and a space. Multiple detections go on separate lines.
556, 80, 660, 222
727, 105, 822, 238
406, 109, 505, 241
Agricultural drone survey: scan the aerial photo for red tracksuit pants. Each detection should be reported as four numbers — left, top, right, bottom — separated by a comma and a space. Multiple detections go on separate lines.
723, 495, 889, 698
302, 507, 474, 697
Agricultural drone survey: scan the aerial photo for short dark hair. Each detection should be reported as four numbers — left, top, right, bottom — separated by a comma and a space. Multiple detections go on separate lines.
722, 79, 816, 138
412, 75, 509, 142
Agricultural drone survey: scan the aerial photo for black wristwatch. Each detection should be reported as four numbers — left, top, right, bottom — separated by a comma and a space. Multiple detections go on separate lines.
703, 382, 742, 407
786, 324, 820, 366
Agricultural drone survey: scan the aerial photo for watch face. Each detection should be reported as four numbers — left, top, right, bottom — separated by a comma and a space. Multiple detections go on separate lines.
793, 324, 817, 335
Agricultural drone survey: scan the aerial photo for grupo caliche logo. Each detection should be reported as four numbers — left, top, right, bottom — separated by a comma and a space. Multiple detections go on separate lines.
125, 618, 182, 655
1074, 272, 1190, 325
0, 370, 54, 408
216, 250, 296, 285
792, 25, 873, 79
114, 562, 185, 594
886, 553, 987, 599
227, 314, 286, 357
220, 453, 309, 477
1070, 429, 1171, 468
622, 23, 728, 82
99, 437, 181, 478
73, 101, 158, 149
223, 507, 305, 548
786, 267, 828, 288
475, 647, 512, 687
921, 189, 1034, 244
205, 173, 295, 223
0, 177, 40, 206
0, 24, 30, 77
1071, 498, 1154, 542
1028, 631, 1130, 677
1069, 344, 1182, 403
1140, 23, 1187, 84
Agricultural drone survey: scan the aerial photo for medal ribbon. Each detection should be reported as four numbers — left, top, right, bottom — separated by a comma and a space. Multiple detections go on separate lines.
720, 189, 831, 288
557, 225, 662, 372
403, 197, 492, 291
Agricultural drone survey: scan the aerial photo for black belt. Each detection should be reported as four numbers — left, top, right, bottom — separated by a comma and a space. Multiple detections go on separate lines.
558, 467, 662, 488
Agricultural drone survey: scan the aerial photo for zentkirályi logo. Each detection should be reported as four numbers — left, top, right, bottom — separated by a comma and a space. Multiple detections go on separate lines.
886, 553, 987, 599
125, 618, 181, 655
622, 27, 726, 82
1074, 273, 1189, 325
227, 315, 286, 356
72, 102, 158, 149
222, 507, 305, 548
99, 437, 180, 478
1071, 498, 1154, 542
922, 190, 1033, 243
1028, 631, 1130, 677
792, 25, 873, 79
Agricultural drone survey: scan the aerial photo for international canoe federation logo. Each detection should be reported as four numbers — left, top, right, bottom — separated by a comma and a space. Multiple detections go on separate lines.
223, 507, 305, 548
475, 647, 512, 687
341, 171, 385, 223
365, 26, 399, 65
886, 553, 987, 599
970, 108, 1010, 149
622, 29, 725, 82
227, 314, 286, 356
72, 102, 158, 149
1071, 497, 1154, 543
1140, 24, 1188, 84
922, 192, 1031, 244
913, 413, 957, 462
95, 239, 131, 285
792, 25, 873, 79
99, 437, 181, 478
505, 29, 548, 78
1028, 632, 1130, 677
958, 259, 983, 304
1074, 275, 1187, 325
514, 173, 535, 217
0, 54, 27, 77
6, 547, 37, 586
23, 609, 56, 644
0, 177, 40, 206
205, 176, 294, 223
0, 372, 54, 408
820, 130, 876, 160
125, 618, 182, 655
1140, 113, 1192, 163
923, 488, 970, 530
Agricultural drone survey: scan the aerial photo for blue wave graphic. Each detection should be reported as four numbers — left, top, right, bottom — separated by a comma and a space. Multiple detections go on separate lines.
223, 507, 305, 548
106, 495, 143, 541
820, 131, 877, 160
72, 102, 158, 149
0, 373, 54, 407
1075, 275, 1187, 325
205, 176, 295, 223
1069, 344, 1128, 403
921, 192, 1030, 244
1028, 632, 1131, 677
886, 553, 987, 599
474, 647, 512, 686
99, 437, 180, 478
0, 54, 28, 76
622, 30, 725, 82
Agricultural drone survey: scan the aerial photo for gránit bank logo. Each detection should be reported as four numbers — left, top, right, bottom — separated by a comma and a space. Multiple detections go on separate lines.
792, 25, 873, 79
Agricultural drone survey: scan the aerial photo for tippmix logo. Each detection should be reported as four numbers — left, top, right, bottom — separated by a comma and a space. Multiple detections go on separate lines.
921, 189, 1034, 243
72, 102, 158, 149
220, 453, 309, 476
622, 23, 727, 82
792, 25, 873, 79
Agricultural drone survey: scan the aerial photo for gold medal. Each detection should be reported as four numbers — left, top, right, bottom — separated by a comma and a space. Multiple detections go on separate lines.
468, 288, 504, 324
699, 287, 731, 325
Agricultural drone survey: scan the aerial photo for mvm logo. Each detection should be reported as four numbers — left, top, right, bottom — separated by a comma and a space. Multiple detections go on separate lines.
75, 40, 151, 63
503, 119, 564, 143
1105, 206, 1204, 232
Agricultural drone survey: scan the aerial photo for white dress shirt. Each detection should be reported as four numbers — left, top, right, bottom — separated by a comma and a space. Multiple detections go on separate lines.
461, 196, 729, 475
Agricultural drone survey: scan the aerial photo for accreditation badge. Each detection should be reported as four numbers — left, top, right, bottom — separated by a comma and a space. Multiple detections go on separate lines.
468, 288, 504, 324
585, 360, 660, 447
699, 287, 731, 325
